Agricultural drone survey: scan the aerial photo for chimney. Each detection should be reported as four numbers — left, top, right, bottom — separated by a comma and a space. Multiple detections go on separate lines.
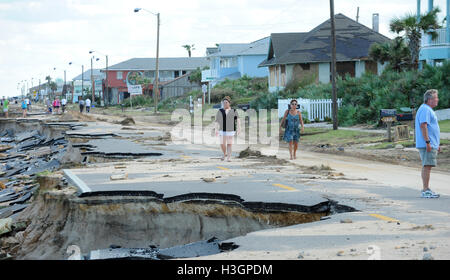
372, 13, 379, 32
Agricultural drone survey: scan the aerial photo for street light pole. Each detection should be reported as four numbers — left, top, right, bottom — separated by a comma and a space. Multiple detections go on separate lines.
90, 50, 108, 107
91, 56, 94, 103
154, 12, 160, 113
134, 8, 160, 114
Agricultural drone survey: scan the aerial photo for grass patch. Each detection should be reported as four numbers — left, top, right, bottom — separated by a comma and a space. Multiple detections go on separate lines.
36, 170, 53, 177
365, 139, 450, 150
300, 128, 384, 146
439, 120, 450, 133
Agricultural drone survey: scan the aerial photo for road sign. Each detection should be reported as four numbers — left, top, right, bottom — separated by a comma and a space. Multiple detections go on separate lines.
127, 84, 143, 95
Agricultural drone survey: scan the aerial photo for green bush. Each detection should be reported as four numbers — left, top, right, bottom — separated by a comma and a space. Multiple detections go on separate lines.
122, 95, 153, 107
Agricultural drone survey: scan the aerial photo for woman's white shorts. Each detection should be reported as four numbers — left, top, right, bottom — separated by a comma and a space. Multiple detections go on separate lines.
218, 131, 235, 136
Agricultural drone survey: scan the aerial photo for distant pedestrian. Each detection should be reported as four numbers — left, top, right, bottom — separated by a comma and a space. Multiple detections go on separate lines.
415, 89, 441, 198
79, 99, 85, 113
61, 97, 67, 113
2, 97, 9, 118
215, 96, 240, 162
46, 98, 52, 114
53, 98, 61, 114
280, 99, 304, 160
85, 98, 91, 113
21, 99, 27, 118
27, 98, 32, 112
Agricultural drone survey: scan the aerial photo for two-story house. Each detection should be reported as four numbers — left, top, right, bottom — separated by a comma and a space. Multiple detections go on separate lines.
202, 37, 270, 86
419, 0, 450, 67
104, 57, 208, 104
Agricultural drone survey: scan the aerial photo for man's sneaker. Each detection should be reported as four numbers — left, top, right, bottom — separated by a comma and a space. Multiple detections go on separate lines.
421, 189, 440, 198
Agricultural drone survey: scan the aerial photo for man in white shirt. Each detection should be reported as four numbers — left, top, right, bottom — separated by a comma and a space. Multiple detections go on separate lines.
85, 98, 91, 113
61, 98, 67, 113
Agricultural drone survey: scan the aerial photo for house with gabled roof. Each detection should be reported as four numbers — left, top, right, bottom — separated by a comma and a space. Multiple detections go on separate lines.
202, 37, 270, 86
259, 14, 391, 92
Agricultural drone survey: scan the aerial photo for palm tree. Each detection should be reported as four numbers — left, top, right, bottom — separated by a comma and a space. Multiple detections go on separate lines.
45, 76, 52, 99
389, 7, 442, 69
182, 44, 195, 57
369, 37, 411, 72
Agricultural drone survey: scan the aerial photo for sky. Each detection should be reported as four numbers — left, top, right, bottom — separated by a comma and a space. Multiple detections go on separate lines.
0, 0, 448, 97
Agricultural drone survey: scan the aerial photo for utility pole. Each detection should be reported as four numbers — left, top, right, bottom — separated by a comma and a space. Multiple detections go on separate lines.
64, 70, 66, 99
330, 0, 338, 130
154, 12, 160, 114
356, 6, 360, 22
81, 65, 84, 101
91, 57, 94, 103
105, 55, 108, 107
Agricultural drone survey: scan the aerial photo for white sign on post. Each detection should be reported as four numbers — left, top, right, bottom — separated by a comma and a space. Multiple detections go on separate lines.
127, 84, 143, 95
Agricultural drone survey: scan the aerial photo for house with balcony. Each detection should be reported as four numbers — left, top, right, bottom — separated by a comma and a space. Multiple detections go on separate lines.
104, 57, 208, 104
259, 14, 391, 92
418, 0, 450, 67
201, 37, 270, 86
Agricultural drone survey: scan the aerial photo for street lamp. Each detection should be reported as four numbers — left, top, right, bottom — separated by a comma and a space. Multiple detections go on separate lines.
90, 50, 108, 107
134, 7, 160, 113
89, 54, 100, 104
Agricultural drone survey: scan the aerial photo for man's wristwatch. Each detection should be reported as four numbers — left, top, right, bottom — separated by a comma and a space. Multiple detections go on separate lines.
425, 140, 431, 144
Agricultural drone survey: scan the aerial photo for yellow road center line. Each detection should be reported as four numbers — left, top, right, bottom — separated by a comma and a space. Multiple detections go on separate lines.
272, 183, 297, 191
369, 214, 399, 222
216, 166, 229, 171
181, 155, 191, 159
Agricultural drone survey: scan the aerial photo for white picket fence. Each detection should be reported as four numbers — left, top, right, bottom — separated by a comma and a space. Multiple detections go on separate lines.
278, 98, 342, 121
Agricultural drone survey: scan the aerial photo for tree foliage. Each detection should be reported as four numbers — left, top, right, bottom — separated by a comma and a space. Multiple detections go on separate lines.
369, 37, 410, 71
389, 7, 441, 69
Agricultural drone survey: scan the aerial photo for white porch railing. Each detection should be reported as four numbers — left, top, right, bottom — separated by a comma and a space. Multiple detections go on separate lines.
421, 28, 449, 47
278, 98, 343, 121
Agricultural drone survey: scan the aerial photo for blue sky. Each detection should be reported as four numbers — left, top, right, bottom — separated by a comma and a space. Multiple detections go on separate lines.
0, 0, 448, 97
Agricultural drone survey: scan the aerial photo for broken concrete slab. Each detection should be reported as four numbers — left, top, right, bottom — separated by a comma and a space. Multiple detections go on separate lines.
86, 237, 238, 260
8, 191, 33, 205
0, 218, 12, 236
15, 131, 39, 143
78, 138, 163, 157
0, 192, 20, 203
0, 204, 28, 220
110, 173, 128, 181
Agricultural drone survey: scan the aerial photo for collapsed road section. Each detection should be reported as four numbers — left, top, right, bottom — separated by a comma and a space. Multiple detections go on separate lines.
9, 173, 355, 260
1, 115, 357, 260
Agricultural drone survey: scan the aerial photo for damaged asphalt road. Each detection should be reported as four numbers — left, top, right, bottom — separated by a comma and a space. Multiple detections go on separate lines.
0, 126, 68, 219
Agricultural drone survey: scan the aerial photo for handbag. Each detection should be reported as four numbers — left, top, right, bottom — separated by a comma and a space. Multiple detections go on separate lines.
281, 118, 287, 129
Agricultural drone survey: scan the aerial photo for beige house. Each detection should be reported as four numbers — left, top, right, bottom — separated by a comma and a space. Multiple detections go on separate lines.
259, 14, 391, 92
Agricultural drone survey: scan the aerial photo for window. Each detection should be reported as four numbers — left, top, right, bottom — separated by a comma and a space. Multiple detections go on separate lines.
144, 71, 155, 78
174, 71, 180, 78
116, 71, 123, 80
300, 63, 310, 70
220, 57, 237, 68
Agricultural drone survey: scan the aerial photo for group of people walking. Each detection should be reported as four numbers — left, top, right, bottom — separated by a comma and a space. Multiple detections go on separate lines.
214, 96, 305, 162
78, 98, 91, 113
214, 90, 442, 200
45, 97, 67, 115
